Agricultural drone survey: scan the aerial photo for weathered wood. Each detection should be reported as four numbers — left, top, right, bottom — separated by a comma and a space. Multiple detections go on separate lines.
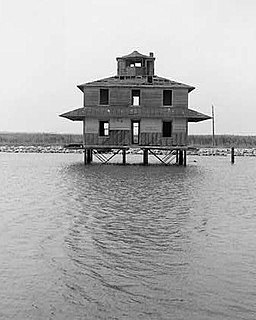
122, 149, 126, 165
143, 149, 149, 165
183, 150, 187, 166
87, 149, 93, 164
178, 149, 183, 166
231, 147, 235, 164
84, 149, 87, 165
60, 50, 211, 165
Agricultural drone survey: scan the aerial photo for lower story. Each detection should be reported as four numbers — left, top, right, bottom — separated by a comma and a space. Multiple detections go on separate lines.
83, 117, 187, 147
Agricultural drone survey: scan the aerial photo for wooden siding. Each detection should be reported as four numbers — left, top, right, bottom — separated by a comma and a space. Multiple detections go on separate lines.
141, 89, 162, 107
140, 133, 161, 145
84, 131, 186, 146
84, 88, 99, 106
110, 118, 130, 130
110, 88, 130, 106
140, 119, 162, 133
84, 87, 188, 108
173, 89, 188, 107
85, 119, 99, 133
84, 130, 130, 146
172, 119, 187, 133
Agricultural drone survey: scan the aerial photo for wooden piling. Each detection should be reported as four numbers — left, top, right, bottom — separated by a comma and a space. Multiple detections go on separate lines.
85, 149, 92, 164
183, 150, 187, 166
178, 149, 183, 166
84, 149, 87, 165
122, 149, 126, 165
143, 149, 149, 165
231, 147, 235, 164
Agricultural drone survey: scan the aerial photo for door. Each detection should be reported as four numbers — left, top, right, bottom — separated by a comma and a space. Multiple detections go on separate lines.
131, 121, 140, 144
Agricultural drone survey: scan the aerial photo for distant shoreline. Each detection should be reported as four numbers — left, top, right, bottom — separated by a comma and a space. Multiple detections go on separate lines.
1, 145, 256, 157
1, 132, 256, 149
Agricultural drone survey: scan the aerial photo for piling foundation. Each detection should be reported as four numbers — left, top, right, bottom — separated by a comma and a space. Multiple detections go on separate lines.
231, 147, 235, 164
143, 149, 149, 165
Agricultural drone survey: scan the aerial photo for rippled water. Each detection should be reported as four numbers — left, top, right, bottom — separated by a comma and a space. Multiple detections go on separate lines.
1, 153, 256, 320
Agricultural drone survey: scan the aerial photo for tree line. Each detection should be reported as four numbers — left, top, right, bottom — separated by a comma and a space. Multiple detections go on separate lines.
0, 132, 256, 148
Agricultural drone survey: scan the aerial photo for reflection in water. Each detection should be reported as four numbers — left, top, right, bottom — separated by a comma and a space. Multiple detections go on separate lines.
1, 154, 256, 319
62, 164, 194, 319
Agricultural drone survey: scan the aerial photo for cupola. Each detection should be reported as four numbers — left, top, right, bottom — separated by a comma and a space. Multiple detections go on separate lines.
116, 50, 155, 77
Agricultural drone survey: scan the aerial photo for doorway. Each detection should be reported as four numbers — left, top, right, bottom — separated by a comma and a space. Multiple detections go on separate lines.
131, 121, 140, 144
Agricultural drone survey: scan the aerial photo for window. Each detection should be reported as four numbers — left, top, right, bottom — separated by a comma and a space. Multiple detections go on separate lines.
100, 89, 109, 105
99, 121, 109, 136
132, 121, 140, 144
135, 62, 141, 67
132, 89, 140, 106
163, 90, 172, 106
162, 121, 172, 137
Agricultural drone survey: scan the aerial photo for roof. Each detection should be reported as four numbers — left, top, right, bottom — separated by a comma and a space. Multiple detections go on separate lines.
60, 106, 211, 122
77, 75, 195, 92
117, 50, 154, 60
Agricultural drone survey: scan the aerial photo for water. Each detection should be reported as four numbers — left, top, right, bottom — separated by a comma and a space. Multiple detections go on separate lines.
1, 153, 256, 320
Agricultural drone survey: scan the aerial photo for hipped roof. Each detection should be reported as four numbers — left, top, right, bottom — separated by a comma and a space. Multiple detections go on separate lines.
116, 50, 154, 60
77, 75, 195, 92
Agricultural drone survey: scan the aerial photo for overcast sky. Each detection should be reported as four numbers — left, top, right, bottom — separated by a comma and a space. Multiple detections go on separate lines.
1, 0, 255, 134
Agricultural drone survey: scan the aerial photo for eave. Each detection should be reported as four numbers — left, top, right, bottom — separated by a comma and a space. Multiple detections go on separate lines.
77, 75, 195, 92
60, 106, 211, 122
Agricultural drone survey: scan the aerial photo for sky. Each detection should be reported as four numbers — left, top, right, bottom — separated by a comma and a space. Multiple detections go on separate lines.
0, 0, 256, 135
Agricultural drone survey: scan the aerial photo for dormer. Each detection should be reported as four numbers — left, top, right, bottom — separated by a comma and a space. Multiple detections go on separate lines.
116, 50, 155, 77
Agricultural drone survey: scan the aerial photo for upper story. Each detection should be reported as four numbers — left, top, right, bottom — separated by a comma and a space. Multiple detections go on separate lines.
77, 51, 195, 109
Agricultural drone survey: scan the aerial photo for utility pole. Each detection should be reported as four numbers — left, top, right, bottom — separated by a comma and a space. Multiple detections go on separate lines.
212, 105, 215, 147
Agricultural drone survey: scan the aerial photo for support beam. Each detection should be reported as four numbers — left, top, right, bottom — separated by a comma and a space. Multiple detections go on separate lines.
176, 150, 179, 164
122, 149, 126, 165
143, 149, 149, 165
178, 150, 183, 166
86, 149, 91, 164
183, 150, 187, 166
84, 149, 87, 165
231, 147, 235, 164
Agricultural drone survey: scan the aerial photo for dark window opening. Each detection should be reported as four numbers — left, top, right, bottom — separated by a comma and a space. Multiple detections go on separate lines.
132, 89, 140, 106
120, 76, 124, 80
99, 121, 109, 136
147, 76, 153, 83
162, 121, 172, 137
100, 89, 109, 105
163, 90, 172, 106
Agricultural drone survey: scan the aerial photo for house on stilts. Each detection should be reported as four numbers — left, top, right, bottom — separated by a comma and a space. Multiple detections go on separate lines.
60, 50, 210, 165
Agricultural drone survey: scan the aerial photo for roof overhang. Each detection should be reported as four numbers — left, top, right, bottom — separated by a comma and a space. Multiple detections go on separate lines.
60, 107, 211, 122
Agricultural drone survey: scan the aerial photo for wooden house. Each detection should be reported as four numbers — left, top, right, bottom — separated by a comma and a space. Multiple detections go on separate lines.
60, 51, 210, 165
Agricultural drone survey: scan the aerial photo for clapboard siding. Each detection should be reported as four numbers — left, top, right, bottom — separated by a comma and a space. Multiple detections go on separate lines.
140, 118, 162, 133
84, 88, 99, 106
173, 89, 188, 107
110, 88, 130, 106
84, 131, 130, 146
172, 119, 187, 133
141, 88, 162, 107
84, 87, 189, 108
84, 131, 186, 146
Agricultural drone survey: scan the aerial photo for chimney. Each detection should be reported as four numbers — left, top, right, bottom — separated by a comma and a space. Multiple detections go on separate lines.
149, 52, 154, 57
